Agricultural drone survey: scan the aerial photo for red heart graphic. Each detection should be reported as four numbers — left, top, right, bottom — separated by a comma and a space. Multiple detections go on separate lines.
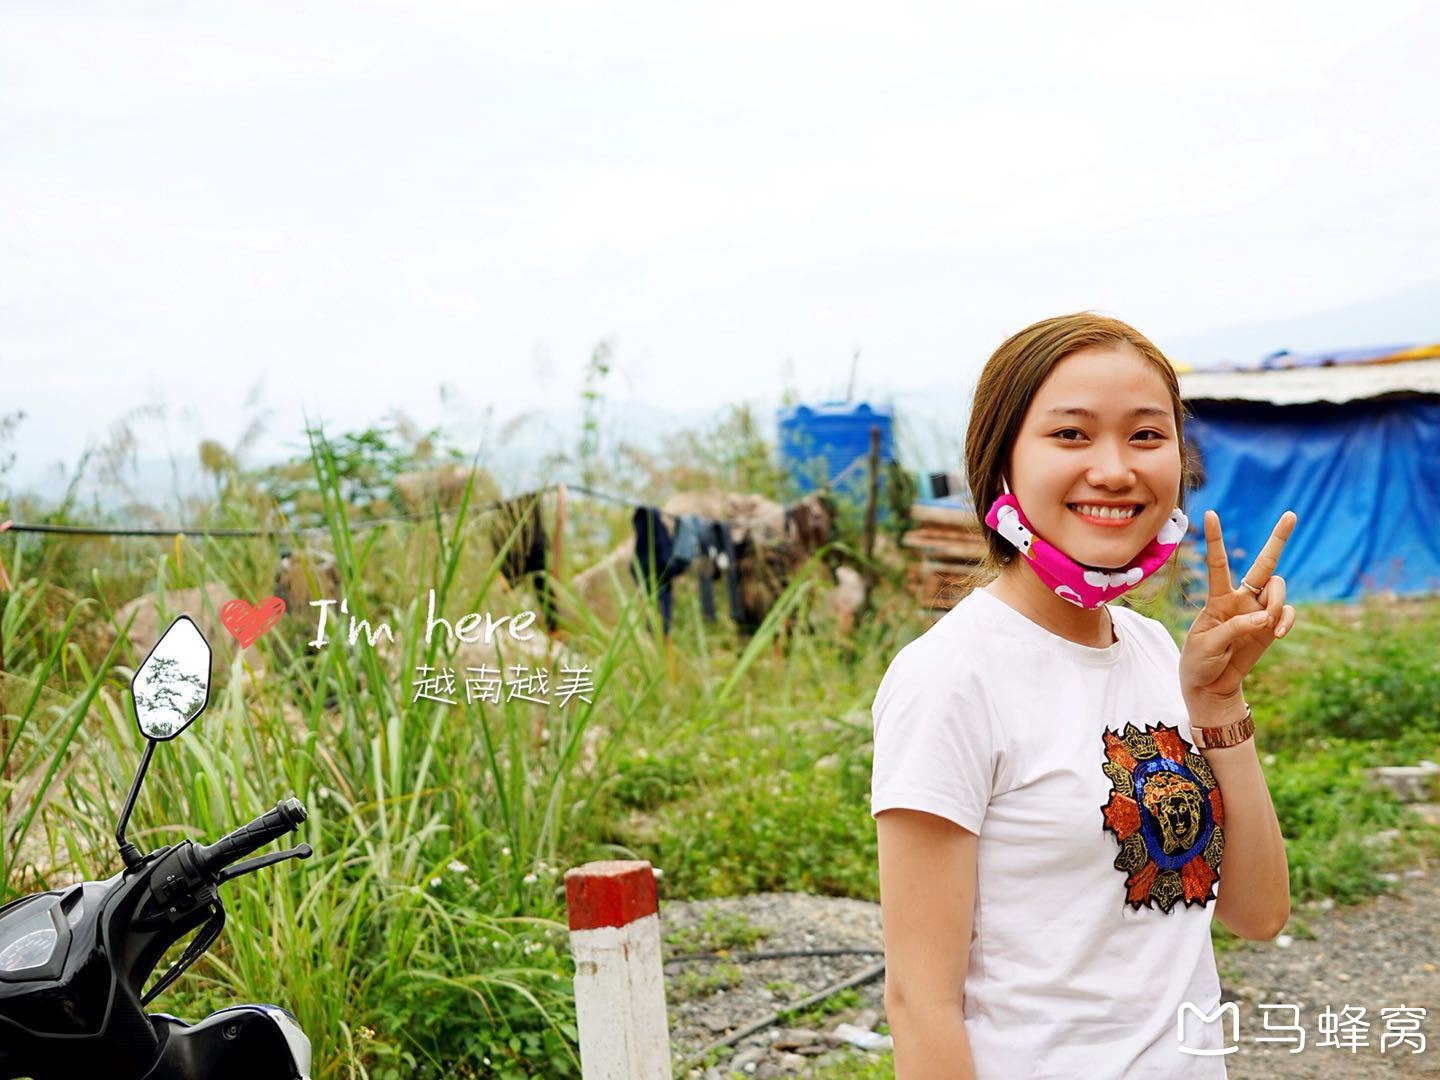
220, 597, 287, 648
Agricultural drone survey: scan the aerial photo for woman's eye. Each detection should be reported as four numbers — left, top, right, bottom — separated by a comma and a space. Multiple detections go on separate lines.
1052, 429, 1086, 442
1133, 429, 1167, 442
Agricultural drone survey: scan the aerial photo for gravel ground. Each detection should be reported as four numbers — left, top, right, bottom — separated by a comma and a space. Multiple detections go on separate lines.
1213, 866, 1440, 1078
663, 893, 889, 1078
662, 868, 1440, 1079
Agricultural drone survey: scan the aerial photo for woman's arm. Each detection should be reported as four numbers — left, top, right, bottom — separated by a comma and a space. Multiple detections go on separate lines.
876, 808, 978, 1080
1189, 694, 1290, 940
1179, 510, 1296, 941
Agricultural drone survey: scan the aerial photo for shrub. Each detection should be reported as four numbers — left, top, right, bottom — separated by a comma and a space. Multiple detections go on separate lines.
1275, 606, 1440, 743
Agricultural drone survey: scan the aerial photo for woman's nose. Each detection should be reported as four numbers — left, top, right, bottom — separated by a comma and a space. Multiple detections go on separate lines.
1085, 444, 1137, 489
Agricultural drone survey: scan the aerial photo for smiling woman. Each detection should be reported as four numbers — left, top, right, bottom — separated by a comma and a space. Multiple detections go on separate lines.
1006, 349, 1182, 575
872, 312, 1293, 1080
981, 343, 1190, 617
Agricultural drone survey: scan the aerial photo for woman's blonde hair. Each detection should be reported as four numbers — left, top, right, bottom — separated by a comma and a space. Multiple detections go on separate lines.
963, 312, 1193, 574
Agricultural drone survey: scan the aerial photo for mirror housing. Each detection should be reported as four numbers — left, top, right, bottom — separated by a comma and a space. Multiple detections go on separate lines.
131, 614, 212, 741
116, 614, 213, 868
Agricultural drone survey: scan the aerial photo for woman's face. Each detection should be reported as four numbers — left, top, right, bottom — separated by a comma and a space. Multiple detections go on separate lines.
1006, 343, 1183, 570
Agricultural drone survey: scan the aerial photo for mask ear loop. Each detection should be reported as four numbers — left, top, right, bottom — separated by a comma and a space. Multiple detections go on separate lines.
1000, 476, 1011, 496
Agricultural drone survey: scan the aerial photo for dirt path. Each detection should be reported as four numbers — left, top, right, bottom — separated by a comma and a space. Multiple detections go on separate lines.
1213, 868, 1440, 1078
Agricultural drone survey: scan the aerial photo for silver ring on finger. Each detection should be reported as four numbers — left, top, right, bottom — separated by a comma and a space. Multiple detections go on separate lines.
1240, 578, 1264, 597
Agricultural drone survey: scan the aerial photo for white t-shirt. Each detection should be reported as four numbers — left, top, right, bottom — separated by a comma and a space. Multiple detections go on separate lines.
871, 587, 1230, 1079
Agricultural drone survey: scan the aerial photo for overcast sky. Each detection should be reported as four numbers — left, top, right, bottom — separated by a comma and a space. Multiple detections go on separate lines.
4, 1, 1439, 495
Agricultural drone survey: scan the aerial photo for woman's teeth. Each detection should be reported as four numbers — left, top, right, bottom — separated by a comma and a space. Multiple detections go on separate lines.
1069, 504, 1138, 520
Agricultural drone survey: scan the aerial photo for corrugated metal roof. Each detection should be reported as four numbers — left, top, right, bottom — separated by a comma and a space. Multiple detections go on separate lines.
1180, 357, 1440, 404
1248, 343, 1440, 370
1171, 342, 1440, 376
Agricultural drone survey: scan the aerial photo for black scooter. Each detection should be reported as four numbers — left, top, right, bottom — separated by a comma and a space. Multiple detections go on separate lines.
0, 614, 314, 1080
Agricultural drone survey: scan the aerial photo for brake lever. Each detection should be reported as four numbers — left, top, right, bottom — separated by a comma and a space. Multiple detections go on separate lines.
142, 906, 225, 1006
215, 844, 314, 886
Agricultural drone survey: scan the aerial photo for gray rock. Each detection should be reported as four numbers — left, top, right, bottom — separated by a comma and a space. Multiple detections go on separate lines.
728, 1046, 768, 1071
769, 1028, 821, 1050
1367, 764, 1440, 802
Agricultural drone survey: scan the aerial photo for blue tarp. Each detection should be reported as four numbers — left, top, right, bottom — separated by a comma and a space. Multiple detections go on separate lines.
1256, 344, 1414, 369
1186, 399, 1440, 601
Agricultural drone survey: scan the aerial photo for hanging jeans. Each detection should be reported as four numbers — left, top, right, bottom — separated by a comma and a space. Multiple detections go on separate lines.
631, 506, 690, 634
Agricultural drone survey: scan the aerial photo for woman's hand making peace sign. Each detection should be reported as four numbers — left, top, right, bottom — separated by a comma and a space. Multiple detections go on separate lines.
1179, 509, 1298, 708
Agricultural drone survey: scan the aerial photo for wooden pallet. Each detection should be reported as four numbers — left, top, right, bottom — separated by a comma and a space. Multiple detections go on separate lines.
901, 504, 986, 611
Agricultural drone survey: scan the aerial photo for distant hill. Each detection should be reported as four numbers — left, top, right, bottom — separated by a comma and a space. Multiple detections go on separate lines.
10, 280, 1436, 509
1160, 278, 1440, 368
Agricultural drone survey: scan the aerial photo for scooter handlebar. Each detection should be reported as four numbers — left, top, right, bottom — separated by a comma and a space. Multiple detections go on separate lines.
192, 798, 307, 880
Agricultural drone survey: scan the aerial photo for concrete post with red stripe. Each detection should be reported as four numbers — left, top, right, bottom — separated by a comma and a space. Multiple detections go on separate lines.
564, 860, 673, 1079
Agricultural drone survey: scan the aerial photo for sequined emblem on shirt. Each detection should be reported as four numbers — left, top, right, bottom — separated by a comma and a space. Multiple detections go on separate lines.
1099, 722, 1224, 912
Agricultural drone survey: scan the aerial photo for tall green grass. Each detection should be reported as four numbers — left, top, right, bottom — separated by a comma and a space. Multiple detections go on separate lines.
0, 427, 892, 1078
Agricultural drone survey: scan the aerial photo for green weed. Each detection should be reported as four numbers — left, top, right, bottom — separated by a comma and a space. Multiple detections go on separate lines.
664, 909, 768, 955
778, 987, 864, 1028
669, 962, 745, 1002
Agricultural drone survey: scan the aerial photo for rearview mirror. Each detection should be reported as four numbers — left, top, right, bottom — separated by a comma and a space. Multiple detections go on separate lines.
131, 614, 212, 741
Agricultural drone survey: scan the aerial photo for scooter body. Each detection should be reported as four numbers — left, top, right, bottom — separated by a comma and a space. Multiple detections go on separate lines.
0, 615, 313, 1080
146, 1005, 312, 1080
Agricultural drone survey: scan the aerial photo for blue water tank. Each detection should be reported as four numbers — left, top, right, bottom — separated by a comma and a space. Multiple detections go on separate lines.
776, 401, 895, 498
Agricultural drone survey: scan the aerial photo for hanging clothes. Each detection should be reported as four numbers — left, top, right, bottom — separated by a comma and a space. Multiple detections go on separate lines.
672, 514, 704, 564
491, 494, 556, 629
671, 514, 716, 622
690, 517, 738, 625
631, 506, 692, 634
699, 519, 742, 628
696, 553, 717, 622
731, 524, 791, 635
784, 494, 833, 571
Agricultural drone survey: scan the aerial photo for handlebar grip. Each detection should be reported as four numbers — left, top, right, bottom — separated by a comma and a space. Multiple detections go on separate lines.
193, 798, 307, 879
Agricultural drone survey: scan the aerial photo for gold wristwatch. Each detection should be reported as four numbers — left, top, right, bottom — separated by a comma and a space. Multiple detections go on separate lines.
1190, 705, 1255, 751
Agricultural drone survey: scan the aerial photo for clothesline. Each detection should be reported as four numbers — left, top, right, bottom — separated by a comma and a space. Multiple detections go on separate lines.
0, 478, 849, 540
0, 491, 539, 539
0, 481, 845, 632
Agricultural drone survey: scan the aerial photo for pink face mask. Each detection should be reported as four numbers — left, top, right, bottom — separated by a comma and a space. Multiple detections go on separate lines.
983, 485, 1188, 609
